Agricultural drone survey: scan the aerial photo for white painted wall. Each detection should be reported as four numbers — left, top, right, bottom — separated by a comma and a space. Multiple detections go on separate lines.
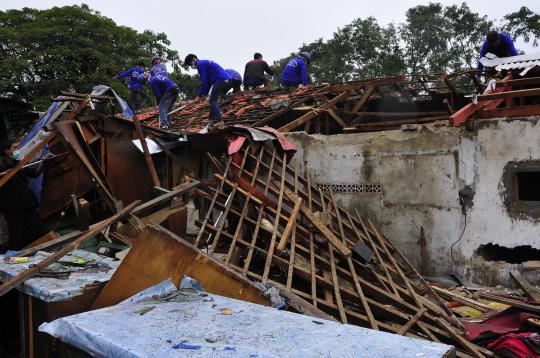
285, 117, 540, 287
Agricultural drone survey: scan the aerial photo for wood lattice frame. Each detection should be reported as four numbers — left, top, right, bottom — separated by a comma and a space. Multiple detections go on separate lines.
194, 143, 491, 358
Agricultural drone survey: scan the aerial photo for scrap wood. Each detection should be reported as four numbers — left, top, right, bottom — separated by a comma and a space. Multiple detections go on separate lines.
131, 180, 200, 217
432, 286, 493, 313
194, 144, 488, 357
284, 189, 351, 257
509, 270, 540, 302
0, 200, 140, 299
133, 114, 161, 188
478, 291, 540, 314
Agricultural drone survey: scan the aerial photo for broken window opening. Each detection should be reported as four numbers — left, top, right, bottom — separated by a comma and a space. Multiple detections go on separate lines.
515, 172, 540, 202
477, 243, 540, 264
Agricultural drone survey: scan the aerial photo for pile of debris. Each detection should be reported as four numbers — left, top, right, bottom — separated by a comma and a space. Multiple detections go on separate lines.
1, 66, 540, 357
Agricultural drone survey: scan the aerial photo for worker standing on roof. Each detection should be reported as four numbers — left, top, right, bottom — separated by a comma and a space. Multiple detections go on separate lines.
150, 55, 168, 77
243, 53, 275, 90
281, 52, 311, 90
0, 139, 46, 251
183, 54, 231, 129
222, 69, 243, 95
477, 31, 519, 75
113, 62, 148, 111
143, 73, 178, 130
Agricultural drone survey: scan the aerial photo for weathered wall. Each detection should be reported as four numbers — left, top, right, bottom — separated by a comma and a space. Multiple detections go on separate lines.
285, 117, 540, 287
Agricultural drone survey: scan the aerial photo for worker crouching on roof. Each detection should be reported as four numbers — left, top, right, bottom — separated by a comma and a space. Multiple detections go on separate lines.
0, 140, 46, 251
184, 54, 231, 129
281, 52, 311, 90
113, 61, 148, 111
223, 69, 243, 96
142, 73, 179, 130
243, 53, 274, 90
477, 31, 519, 77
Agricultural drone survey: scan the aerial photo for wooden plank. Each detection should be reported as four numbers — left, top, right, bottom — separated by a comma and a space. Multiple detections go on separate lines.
0, 131, 55, 189
510, 270, 540, 301
133, 114, 160, 187
262, 153, 287, 283
431, 286, 492, 313
475, 104, 540, 119
277, 197, 303, 251
278, 91, 349, 132
477, 88, 540, 101
479, 291, 540, 313
284, 189, 351, 257
252, 95, 313, 127
398, 308, 427, 335
92, 224, 269, 309
329, 190, 378, 329
132, 180, 200, 216
437, 318, 487, 358
351, 86, 375, 112
0, 201, 140, 299
242, 148, 277, 274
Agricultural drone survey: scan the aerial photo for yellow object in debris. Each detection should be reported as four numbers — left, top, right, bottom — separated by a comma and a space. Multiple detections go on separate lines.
72, 257, 96, 265
451, 306, 483, 318
8, 257, 28, 264
220, 308, 234, 315
487, 301, 509, 310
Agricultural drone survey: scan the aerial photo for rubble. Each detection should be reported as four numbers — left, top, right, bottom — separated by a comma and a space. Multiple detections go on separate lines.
1, 63, 540, 357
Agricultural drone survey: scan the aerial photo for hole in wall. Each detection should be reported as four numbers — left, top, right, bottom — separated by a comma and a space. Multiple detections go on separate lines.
476, 243, 540, 264
516, 172, 540, 201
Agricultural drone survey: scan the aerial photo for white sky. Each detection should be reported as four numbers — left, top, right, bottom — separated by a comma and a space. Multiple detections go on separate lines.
1, 0, 539, 74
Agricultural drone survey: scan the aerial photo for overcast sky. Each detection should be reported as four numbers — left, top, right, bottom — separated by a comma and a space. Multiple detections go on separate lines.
1, 0, 539, 74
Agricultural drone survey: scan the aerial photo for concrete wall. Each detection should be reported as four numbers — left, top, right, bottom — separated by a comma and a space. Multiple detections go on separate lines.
285, 117, 540, 287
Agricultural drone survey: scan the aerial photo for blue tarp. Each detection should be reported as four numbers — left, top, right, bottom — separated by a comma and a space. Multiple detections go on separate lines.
40, 280, 455, 358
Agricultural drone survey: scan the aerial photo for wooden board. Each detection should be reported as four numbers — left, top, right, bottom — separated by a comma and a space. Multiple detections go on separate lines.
92, 224, 270, 309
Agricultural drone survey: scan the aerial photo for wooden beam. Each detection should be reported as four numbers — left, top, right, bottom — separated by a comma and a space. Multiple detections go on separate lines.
133, 114, 160, 187
0, 201, 140, 298
477, 88, 540, 101
351, 86, 375, 112
284, 189, 351, 257
475, 104, 540, 119
278, 91, 349, 132
509, 271, 540, 302
398, 308, 427, 335
277, 197, 303, 251
131, 180, 199, 216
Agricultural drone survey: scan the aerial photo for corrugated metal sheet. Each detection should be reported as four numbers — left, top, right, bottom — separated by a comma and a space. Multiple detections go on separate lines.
479, 52, 540, 72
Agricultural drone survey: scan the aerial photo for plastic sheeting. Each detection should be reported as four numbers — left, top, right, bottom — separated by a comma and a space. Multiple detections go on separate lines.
40, 280, 454, 358
0, 249, 119, 302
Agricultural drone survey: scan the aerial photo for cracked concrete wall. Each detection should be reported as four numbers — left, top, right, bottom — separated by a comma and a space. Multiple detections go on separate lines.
285, 117, 540, 287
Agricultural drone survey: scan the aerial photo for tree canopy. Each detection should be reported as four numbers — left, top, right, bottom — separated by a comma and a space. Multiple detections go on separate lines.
280, 3, 539, 84
0, 4, 184, 109
0, 3, 539, 108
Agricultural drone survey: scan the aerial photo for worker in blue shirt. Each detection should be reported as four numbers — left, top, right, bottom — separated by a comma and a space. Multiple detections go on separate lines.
143, 73, 178, 129
150, 55, 168, 77
281, 52, 311, 89
477, 31, 519, 74
184, 54, 231, 127
222, 69, 243, 95
113, 62, 148, 111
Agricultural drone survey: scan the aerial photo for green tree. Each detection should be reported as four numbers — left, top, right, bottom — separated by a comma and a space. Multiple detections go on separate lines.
0, 5, 181, 109
444, 3, 493, 71
400, 3, 449, 75
504, 7, 540, 46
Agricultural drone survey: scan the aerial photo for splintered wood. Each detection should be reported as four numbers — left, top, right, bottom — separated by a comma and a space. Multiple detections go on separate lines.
195, 145, 492, 358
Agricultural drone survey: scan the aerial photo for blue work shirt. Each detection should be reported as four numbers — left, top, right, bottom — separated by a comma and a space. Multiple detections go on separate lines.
225, 69, 242, 82
116, 67, 144, 89
478, 33, 519, 71
149, 74, 178, 102
196, 60, 231, 97
150, 63, 168, 77
281, 57, 308, 86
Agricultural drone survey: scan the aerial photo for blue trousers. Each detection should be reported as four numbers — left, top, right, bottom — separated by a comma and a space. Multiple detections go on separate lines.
130, 88, 147, 111
158, 89, 178, 126
209, 80, 228, 122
